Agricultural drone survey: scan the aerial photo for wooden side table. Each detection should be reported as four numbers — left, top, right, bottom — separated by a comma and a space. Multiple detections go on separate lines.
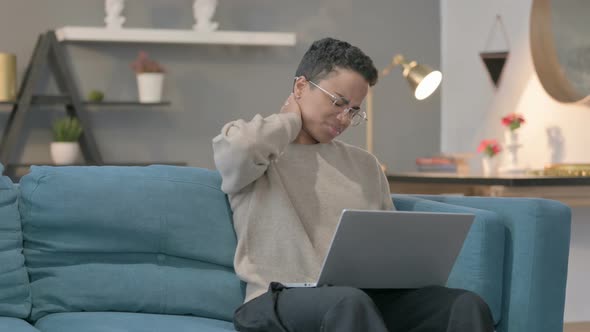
387, 172, 590, 207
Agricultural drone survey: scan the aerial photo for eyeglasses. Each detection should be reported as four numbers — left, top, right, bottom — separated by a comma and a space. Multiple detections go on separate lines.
298, 77, 367, 127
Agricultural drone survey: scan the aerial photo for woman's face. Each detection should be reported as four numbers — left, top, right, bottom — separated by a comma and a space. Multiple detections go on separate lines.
293, 69, 369, 144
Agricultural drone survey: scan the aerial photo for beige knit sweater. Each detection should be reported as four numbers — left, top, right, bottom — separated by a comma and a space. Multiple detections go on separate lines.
212, 112, 394, 303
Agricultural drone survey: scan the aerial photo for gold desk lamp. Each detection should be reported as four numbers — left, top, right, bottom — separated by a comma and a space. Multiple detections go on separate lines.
365, 54, 443, 161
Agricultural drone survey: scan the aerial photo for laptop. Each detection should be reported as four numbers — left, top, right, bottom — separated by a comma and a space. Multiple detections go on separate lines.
284, 209, 474, 289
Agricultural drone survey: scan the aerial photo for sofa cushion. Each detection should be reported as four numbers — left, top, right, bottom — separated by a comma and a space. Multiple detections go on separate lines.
35, 312, 236, 332
0, 317, 40, 332
19, 165, 243, 322
392, 195, 505, 324
0, 165, 31, 318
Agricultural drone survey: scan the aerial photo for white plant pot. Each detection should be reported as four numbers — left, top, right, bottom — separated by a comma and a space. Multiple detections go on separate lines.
481, 156, 500, 176
137, 73, 164, 103
50, 142, 80, 165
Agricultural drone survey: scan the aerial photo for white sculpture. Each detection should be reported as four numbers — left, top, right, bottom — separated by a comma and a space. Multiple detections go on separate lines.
546, 126, 564, 164
193, 0, 219, 32
105, 0, 126, 29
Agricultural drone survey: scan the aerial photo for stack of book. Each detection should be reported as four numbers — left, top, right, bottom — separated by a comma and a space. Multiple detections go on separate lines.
415, 156, 458, 173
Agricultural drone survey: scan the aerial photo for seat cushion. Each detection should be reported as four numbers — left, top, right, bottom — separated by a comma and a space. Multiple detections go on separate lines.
19, 165, 244, 322
35, 312, 236, 332
0, 166, 31, 318
0, 317, 40, 332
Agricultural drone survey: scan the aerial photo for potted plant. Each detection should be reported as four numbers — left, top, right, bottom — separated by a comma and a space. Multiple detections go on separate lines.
51, 117, 83, 165
87, 89, 105, 102
131, 51, 165, 103
477, 139, 502, 175
501, 113, 525, 145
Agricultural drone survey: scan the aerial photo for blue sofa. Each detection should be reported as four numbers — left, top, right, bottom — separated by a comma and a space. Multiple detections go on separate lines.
0, 163, 571, 332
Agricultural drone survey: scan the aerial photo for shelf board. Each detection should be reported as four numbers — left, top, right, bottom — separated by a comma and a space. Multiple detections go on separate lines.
0, 95, 170, 107
7, 162, 187, 167
84, 101, 170, 106
56, 26, 296, 46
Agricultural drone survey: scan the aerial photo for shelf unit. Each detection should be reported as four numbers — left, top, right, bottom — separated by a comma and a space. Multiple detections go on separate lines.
55, 26, 297, 46
0, 30, 179, 181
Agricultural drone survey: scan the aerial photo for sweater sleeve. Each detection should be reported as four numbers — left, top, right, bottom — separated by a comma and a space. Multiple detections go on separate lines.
212, 112, 302, 194
377, 161, 395, 211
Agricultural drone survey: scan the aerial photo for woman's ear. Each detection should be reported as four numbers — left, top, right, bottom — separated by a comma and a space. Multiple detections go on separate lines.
293, 76, 307, 99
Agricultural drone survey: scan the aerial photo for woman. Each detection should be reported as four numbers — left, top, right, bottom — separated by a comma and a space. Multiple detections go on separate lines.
212, 37, 494, 332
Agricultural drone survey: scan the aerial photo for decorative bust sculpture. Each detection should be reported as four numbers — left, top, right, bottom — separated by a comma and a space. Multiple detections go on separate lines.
105, 0, 126, 29
193, 0, 219, 32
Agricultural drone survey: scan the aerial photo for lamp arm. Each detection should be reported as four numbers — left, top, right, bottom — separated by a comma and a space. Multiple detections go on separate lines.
381, 54, 413, 77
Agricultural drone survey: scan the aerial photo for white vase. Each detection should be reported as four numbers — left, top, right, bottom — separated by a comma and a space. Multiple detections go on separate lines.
137, 73, 164, 103
482, 156, 499, 176
504, 130, 519, 146
50, 142, 80, 165
500, 129, 527, 174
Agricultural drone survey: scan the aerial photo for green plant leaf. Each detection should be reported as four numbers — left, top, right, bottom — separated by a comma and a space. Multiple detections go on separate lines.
52, 117, 83, 142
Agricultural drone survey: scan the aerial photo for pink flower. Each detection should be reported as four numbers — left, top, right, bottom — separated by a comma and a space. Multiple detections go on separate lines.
477, 139, 502, 157
501, 113, 525, 131
130, 51, 164, 73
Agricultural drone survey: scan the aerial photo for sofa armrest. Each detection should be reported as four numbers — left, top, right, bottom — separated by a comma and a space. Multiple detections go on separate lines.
409, 195, 571, 332
392, 194, 505, 324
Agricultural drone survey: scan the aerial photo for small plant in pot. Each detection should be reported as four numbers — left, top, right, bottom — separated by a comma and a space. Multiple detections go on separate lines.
131, 51, 165, 103
477, 139, 502, 176
51, 117, 83, 165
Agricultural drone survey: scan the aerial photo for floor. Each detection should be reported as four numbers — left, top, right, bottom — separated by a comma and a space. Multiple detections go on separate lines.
564, 322, 590, 332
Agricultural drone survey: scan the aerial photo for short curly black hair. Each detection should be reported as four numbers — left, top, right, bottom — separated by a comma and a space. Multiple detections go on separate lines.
295, 38, 378, 86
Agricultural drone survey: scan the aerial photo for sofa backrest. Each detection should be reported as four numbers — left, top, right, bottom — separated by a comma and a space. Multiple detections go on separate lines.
19, 165, 243, 322
0, 163, 31, 318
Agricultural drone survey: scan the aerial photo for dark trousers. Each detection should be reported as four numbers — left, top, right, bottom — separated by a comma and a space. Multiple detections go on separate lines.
233, 283, 494, 332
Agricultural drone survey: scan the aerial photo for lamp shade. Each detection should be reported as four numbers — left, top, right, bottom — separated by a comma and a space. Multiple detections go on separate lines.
403, 62, 442, 100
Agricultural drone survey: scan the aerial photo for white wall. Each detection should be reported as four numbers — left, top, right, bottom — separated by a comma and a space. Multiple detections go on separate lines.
441, 0, 590, 167
441, 0, 590, 323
